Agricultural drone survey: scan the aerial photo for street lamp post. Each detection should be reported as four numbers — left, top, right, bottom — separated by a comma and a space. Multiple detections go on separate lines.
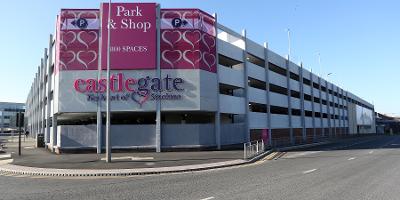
327, 73, 332, 81
286, 28, 291, 58
105, 0, 112, 163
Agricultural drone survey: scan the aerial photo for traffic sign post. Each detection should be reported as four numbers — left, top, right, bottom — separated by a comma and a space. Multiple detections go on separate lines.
16, 111, 24, 156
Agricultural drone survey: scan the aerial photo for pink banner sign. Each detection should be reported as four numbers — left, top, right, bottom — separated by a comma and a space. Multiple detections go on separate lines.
160, 9, 217, 73
100, 3, 157, 70
56, 9, 100, 71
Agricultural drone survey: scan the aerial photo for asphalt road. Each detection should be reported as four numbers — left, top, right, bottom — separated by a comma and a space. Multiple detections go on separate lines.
1, 135, 400, 200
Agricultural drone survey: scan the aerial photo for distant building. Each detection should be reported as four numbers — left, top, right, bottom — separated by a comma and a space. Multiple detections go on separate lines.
376, 113, 400, 134
0, 102, 25, 133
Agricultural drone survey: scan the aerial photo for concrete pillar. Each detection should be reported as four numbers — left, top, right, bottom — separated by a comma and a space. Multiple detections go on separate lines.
285, 58, 293, 144
155, 4, 162, 152
310, 73, 316, 141
318, 77, 324, 137
332, 84, 337, 137
242, 29, 250, 143
213, 13, 221, 149
325, 81, 332, 137
299, 64, 306, 142
52, 115, 57, 149
263, 42, 272, 146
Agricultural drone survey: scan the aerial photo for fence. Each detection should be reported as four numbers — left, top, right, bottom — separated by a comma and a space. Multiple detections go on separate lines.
243, 139, 268, 160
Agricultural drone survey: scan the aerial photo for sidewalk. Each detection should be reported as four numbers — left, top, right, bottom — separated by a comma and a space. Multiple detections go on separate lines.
0, 135, 331, 177
0, 135, 253, 176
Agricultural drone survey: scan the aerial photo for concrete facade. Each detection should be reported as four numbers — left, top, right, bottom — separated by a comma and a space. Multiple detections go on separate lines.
25, 5, 376, 153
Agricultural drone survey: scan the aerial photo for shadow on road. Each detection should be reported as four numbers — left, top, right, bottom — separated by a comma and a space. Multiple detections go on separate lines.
288, 135, 400, 152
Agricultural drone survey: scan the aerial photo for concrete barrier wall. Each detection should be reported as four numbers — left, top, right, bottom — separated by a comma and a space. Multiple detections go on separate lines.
162, 124, 215, 147
58, 124, 156, 149
221, 123, 245, 145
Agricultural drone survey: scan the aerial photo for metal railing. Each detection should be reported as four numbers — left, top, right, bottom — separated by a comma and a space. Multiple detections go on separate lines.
244, 140, 267, 160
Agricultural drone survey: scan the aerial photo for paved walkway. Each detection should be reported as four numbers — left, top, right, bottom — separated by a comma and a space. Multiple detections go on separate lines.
0, 135, 256, 176
0, 135, 334, 177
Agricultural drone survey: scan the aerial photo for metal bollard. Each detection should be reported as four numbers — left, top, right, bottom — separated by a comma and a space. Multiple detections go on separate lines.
262, 140, 264, 151
244, 143, 246, 159
256, 141, 259, 153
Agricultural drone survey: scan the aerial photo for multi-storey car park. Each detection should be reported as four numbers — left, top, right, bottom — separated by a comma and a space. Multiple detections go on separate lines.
25, 3, 376, 153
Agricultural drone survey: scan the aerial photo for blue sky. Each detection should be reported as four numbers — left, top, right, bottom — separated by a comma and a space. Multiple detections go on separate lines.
0, 0, 399, 115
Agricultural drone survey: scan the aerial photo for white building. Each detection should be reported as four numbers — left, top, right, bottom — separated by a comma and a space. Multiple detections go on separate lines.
25, 4, 376, 153
0, 102, 25, 133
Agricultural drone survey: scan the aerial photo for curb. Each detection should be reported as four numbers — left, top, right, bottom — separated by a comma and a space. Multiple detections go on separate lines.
0, 141, 331, 177
0, 160, 245, 177
0, 154, 11, 160
0, 151, 274, 177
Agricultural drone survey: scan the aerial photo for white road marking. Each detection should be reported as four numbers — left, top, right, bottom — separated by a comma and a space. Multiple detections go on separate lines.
284, 151, 322, 159
0, 159, 13, 165
200, 197, 215, 200
24, 146, 34, 149
369, 150, 374, 154
100, 156, 154, 161
347, 157, 356, 161
303, 168, 318, 174
0, 154, 11, 159
145, 162, 155, 166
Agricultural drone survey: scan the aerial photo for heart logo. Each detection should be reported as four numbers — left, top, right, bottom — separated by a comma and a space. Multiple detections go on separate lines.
131, 92, 149, 107
162, 50, 182, 68
59, 60, 67, 70
59, 50, 76, 70
61, 10, 77, 20
202, 52, 216, 71
60, 39, 68, 50
76, 50, 97, 69
201, 33, 216, 52
77, 31, 98, 49
66, 50, 76, 65
77, 10, 98, 20
183, 50, 202, 67
182, 30, 201, 49
62, 31, 77, 47
162, 30, 182, 49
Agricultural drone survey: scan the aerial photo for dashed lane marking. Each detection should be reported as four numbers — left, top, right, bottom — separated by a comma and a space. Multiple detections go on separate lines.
283, 151, 322, 159
200, 197, 215, 200
303, 168, 318, 174
369, 150, 374, 154
100, 156, 154, 161
347, 157, 356, 161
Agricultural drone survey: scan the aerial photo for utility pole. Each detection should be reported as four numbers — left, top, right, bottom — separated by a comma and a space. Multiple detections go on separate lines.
18, 111, 22, 156
105, 0, 112, 163
286, 28, 291, 58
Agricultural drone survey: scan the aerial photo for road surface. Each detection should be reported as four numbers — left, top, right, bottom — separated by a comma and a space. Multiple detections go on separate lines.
1, 135, 400, 200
